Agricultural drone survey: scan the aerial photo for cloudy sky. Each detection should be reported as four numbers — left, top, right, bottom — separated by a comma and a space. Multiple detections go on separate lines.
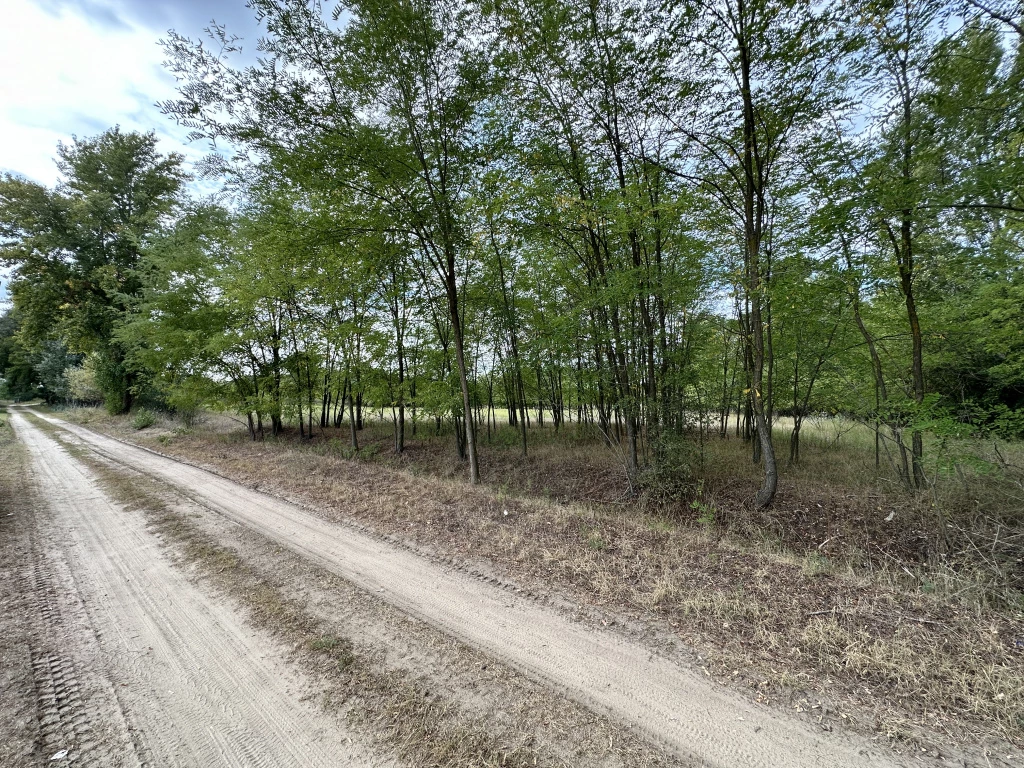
1, 0, 263, 185
1, 0, 263, 304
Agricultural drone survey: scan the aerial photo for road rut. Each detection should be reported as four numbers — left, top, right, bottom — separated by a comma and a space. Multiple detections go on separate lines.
28, 409, 908, 768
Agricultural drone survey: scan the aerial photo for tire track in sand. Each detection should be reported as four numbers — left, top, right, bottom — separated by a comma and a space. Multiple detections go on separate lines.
30, 410, 911, 768
11, 411, 392, 768
23, 532, 141, 766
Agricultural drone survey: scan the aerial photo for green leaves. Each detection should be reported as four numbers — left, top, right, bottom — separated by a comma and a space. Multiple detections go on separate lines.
4, 0, 1016, 485
0, 129, 184, 412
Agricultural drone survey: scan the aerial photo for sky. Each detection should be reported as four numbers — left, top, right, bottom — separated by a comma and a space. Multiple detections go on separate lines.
0, 0, 263, 305
0, 0, 262, 185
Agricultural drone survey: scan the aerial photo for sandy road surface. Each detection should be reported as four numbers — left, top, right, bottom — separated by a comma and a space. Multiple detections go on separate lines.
24, 409, 914, 768
10, 411, 389, 768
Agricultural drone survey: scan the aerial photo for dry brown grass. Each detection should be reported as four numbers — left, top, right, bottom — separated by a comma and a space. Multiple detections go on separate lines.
46, 407, 1024, 756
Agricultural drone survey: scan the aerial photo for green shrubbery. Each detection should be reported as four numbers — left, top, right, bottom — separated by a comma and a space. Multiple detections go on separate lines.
131, 409, 156, 430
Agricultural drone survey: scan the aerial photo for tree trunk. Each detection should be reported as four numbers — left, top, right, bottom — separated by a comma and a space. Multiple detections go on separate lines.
536, 366, 545, 428
739, 14, 777, 510
447, 269, 479, 483
900, 218, 926, 488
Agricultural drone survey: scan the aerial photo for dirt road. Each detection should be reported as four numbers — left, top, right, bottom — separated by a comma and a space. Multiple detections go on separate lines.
12, 409, 914, 768
8, 410, 390, 767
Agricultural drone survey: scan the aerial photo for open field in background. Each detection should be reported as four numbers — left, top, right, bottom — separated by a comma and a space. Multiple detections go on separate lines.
39, 402, 1024, 758
49, 404, 1024, 589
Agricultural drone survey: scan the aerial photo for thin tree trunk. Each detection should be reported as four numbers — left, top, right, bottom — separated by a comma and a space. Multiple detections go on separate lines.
739, 13, 777, 509
448, 273, 479, 483
348, 389, 359, 451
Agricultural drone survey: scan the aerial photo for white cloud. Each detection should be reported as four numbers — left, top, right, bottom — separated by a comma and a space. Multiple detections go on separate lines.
0, 0, 211, 186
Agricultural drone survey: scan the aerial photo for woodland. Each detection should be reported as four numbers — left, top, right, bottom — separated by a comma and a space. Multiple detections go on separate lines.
1, 0, 1022, 518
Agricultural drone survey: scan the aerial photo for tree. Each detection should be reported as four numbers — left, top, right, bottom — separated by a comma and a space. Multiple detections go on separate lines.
0, 309, 41, 401
0, 128, 185, 412
677, 0, 850, 508
124, 202, 238, 424
162, 0, 493, 481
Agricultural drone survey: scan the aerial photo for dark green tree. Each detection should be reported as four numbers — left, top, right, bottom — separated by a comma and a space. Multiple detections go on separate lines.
0, 128, 185, 412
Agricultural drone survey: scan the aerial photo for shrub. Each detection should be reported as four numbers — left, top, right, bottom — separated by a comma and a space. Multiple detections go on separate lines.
640, 432, 699, 502
132, 409, 156, 430
66, 358, 105, 405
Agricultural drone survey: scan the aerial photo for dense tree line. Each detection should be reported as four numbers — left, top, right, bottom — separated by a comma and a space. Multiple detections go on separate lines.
2, 0, 1022, 509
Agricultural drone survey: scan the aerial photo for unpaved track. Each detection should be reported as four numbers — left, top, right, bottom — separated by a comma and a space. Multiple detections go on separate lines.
21, 506, 141, 767
29, 410, 910, 768
11, 411, 388, 768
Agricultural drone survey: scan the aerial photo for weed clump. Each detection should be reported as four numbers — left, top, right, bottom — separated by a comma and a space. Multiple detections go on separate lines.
132, 409, 156, 430
308, 635, 356, 670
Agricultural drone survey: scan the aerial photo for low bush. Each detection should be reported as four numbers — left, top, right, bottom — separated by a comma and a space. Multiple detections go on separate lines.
131, 409, 156, 430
